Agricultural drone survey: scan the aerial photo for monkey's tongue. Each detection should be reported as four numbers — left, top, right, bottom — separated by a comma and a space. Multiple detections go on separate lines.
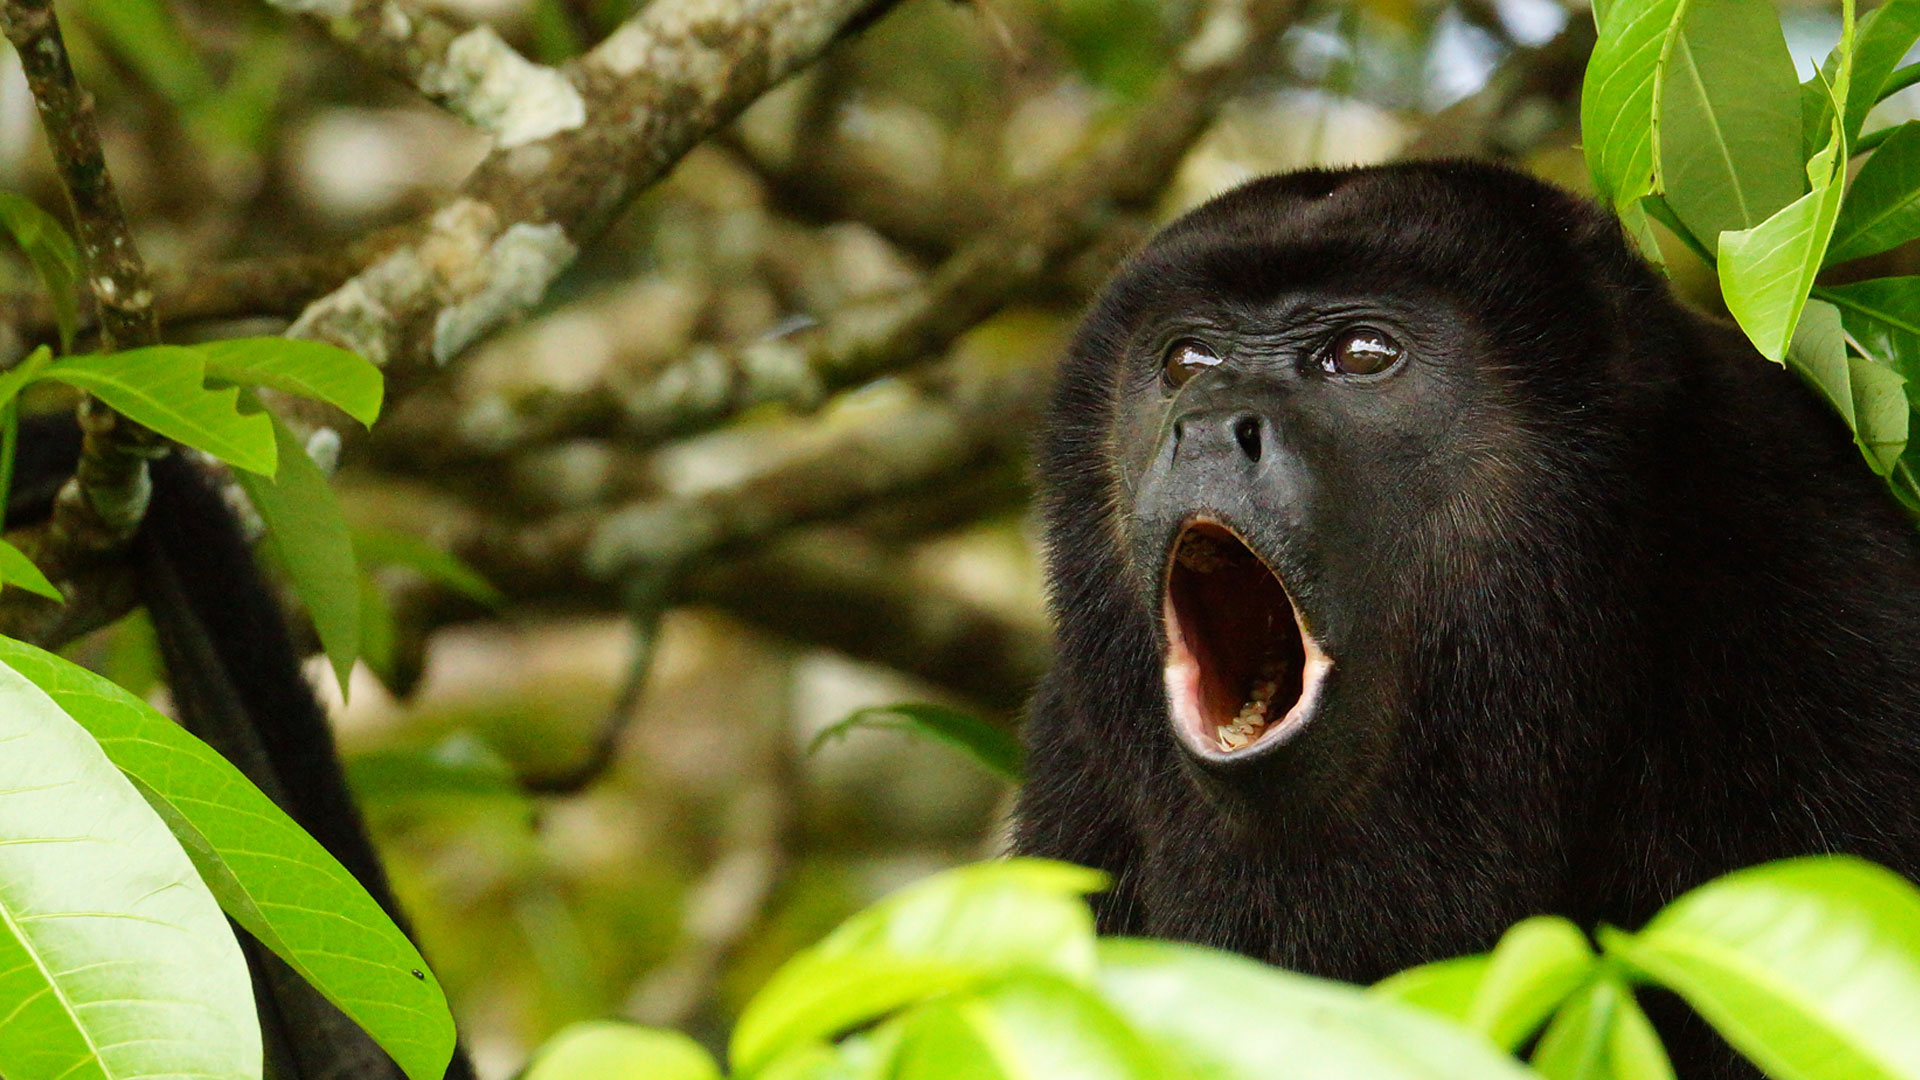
1163, 523, 1324, 755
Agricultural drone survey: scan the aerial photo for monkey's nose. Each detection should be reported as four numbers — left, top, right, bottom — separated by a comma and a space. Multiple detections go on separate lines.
1172, 411, 1267, 465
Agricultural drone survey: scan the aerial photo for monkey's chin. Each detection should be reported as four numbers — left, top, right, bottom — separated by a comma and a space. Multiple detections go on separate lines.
1160, 520, 1333, 761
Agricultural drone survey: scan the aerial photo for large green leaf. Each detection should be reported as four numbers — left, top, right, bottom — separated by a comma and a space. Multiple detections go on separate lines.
1719, 82, 1850, 363
1657, 0, 1804, 253
1820, 277, 1920, 380
525, 1021, 720, 1080
0, 636, 457, 1080
197, 338, 383, 427
1467, 916, 1597, 1051
1829, 123, 1920, 266
1371, 954, 1493, 1023
235, 412, 359, 693
1842, 0, 1920, 141
1581, 0, 1691, 237
0, 654, 258, 1080
0, 193, 80, 351
0, 537, 60, 600
810, 704, 1024, 782
44, 347, 277, 475
1095, 939, 1540, 1079
1601, 855, 1920, 1080
889, 974, 1164, 1080
1783, 299, 1909, 474
730, 860, 1106, 1076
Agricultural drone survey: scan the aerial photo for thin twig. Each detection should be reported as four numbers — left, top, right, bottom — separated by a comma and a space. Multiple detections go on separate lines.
0, 0, 165, 603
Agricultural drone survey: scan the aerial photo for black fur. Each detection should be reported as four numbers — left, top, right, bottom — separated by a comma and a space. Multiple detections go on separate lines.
1012, 161, 1920, 1077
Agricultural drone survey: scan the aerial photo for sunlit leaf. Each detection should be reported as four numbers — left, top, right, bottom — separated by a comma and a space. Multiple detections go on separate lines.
0, 193, 80, 351
1581, 0, 1691, 232
890, 975, 1164, 1080
810, 703, 1023, 782
731, 860, 1106, 1075
525, 1021, 720, 1080
198, 337, 383, 427
1530, 977, 1617, 1080
1657, 0, 1804, 253
235, 411, 360, 693
0, 636, 457, 1080
44, 347, 277, 474
0, 536, 59, 600
0, 653, 258, 1080
1095, 939, 1541, 1079
1601, 855, 1920, 1080
1371, 954, 1492, 1023
1467, 916, 1597, 1051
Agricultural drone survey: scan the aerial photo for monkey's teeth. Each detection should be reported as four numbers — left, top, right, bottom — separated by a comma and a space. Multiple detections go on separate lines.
1175, 533, 1230, 573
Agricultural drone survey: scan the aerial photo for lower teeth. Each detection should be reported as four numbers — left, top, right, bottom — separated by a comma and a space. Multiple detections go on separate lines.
1217, 675, 1283, 751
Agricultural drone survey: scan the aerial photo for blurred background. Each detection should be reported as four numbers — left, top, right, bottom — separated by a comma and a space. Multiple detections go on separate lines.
0, 0, 1897, 1073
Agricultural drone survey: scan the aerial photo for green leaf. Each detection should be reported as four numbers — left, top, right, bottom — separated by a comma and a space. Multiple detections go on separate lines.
1371, 954, 1493, 1023
1719, 90, 1850, 363
71, 0, 212, 108
0, 636, 458, 1080
197, 337, 383, 427
236, 412, 360, 694
1842, 0, 1920, 141
0, 345, 54, 413
1530, 975, 1673, 1080
1830, 123, 1920, 266
1580, 0, 1692, 220
0, 537, 60, 600
1820, 277, 1920, 380
43, 347, 277, 474
1095, 939, 1542, 1080
1657, 0, 1805, 254
1784, 299, 1909, 474
0, 193, 81, 351
730, 859, 1107, 1076
810, 704, 1024, 782
525, 1021, 721, 1080
1601, 855, 1920, 1080
890, 974, 1164, 1080
0, 652, 258, 1080
1467, 916, 1598, 1051
354, 527, 505, 608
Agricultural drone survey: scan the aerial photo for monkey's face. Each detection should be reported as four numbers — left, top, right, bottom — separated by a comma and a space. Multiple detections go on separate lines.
1051, 164, 1640, 814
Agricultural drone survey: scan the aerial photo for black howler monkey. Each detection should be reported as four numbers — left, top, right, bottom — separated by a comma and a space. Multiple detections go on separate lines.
1012, 161, 1920, 1078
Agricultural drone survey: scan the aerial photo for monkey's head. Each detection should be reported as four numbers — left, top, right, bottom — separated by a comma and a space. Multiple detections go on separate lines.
1040, 162, 1685, 822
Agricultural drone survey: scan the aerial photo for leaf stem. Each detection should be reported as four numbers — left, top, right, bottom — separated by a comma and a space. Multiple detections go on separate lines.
1880, 61, 1920, 104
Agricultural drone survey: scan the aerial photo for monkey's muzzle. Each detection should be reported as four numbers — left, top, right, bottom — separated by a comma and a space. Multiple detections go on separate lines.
1161, 520, 1331, 760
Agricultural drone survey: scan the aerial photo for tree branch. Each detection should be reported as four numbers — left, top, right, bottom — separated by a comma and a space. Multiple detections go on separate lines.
285, 0, 906, 381
0, 0, 165, 619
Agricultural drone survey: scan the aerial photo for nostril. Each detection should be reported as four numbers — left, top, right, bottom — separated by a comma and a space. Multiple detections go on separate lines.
1233, 416, 1262, 461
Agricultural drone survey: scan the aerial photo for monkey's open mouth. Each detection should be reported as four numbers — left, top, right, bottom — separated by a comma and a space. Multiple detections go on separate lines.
1162, 521, 1331, 758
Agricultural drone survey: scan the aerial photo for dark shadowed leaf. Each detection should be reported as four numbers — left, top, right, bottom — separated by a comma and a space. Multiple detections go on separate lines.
810, 703, 1023, 782
1820, 277, 1920, 381
1829, 123, 1920, 266
1601, 855, 1920, 1080
0, 652, 258, 1080
236, 412, 360, 693
0, 636, 457, 1080
0, 193, 80, 351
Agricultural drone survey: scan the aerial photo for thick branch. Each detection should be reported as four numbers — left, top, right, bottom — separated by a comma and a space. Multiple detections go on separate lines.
379, 0, 1301, 461
286, 0, 905, 379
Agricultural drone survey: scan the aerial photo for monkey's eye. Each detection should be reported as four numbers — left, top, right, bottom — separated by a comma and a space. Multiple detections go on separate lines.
1323, 328, 1402, 377
1162, 339, 1221, 387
